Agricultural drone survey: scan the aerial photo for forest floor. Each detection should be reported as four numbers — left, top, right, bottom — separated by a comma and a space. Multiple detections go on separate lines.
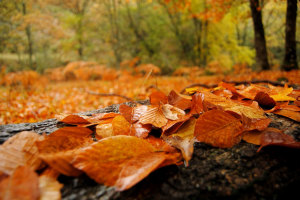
1, 69, 300, 124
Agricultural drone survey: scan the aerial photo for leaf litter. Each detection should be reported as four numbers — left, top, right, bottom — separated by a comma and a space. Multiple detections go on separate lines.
0, 81, 299, 197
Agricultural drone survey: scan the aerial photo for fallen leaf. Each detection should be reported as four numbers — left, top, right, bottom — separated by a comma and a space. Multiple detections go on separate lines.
36, 127, 93, 176
130, 123, 152, 138
112, 115, 133, 136
254, 92, 276, 109
145, 136, 178, 152
241, 116, 271, 132
132, 105, 149, 122
190, 92, 205, 115
194, 110, 243, 148
162, 104, 185, 120
273, 109, 300, 122
73, 136, 181, 190
96, 123, 113, 139
0, 131, 44, 175
242, 130, 263, 145
163, 118, 196, 165
149, 91, 168, 105
162, 114, 192, 135
258, 128, 300, 151
0, 166, 40, 200
167, 90, 192, 110
39, 169, 63, 200
59, 114, 90, 125
119, 104, 134, 123
139, 106, 168, 128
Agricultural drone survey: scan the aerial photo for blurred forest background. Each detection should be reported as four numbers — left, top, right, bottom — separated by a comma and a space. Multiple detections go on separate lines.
0, 0, 299, 74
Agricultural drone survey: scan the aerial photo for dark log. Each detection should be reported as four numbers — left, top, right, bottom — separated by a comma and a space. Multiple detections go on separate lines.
0, 102, 299, 200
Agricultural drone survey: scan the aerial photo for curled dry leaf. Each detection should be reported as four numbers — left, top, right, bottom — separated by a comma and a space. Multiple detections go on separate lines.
149, 91, 168, 105
0, 166, 40, 200
268, 84, 295, 101
194, 110, 243, 148
130, 123, 152, 138
258, 128, 300, 151
0, 131, 44, 175
73, 136, 181, 191
163, 118, 196, 166
273, 109, 300, 122
162, 113, 192, 136
36, 127, 93, 176
146, 136, 178, 153
190, 92, 205, 115
132, 105, 149, 122
139, 106, 168, 128
167, 90, 192, 110
254, 91, 276, 109
162, 104, 185, 120
241, 115, 271, 132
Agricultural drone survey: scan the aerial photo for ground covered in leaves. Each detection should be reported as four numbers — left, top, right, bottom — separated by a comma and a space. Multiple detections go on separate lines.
0, 72, 299, 199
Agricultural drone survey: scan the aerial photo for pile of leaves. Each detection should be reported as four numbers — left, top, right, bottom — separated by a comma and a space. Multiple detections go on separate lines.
0, 82, 300, 199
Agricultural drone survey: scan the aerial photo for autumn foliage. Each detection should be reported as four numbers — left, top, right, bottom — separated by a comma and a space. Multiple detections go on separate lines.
0, 78, 300, 197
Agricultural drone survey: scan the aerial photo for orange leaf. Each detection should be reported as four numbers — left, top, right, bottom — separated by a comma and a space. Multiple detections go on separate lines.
194, 110, 243, 148
112, 115, 133, 136
167, 90, 192, 110
132, 105, 149, 122
73, 136, 180, 191
242, 130, 263, 145
146, 136, 178, 153
36, 127, 93, 176
162, 104, 185, 120
96, 123, 113, 139
241, 116, 271, 132
258, 128, 300, 151
59, 115, 90, 125
273, 109, 300, 122
139, 106, 167, 128
149, 91, 168, 105
0, 131, 45, 175
0, 166, 40, 200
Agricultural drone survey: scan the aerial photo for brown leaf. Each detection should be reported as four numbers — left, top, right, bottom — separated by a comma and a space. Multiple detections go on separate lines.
190, 92, 205, 115
150, 91, 168, 105
254, 91, 276, 109
36, 127, 93, 176
119, 104, 134, 123
163, 118, 196, 165
0, 131, 44, 175
167, 90, 192, 110
0, 166, 40, 200
258, 128, 300, 151
139, 106, 168, 128
194, 110, 243, 148
162, 114, 192, 136
241, 116, 271, 132
73, 136, 181, 191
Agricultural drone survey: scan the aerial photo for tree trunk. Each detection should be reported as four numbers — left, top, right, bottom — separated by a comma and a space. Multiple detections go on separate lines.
249, 0, 270, 70
282, 0, 298, 71
22, 1, 34, 70
0, 102, 299, 200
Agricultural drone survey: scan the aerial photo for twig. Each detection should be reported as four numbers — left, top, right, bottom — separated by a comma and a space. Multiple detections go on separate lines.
87, 91, 133, 101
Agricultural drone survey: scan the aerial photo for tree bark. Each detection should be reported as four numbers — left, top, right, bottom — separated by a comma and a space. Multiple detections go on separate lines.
282, 0, 298, 71
249, 0, 270, 70
0, 103, 299, 200
22, 1, 34, 70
